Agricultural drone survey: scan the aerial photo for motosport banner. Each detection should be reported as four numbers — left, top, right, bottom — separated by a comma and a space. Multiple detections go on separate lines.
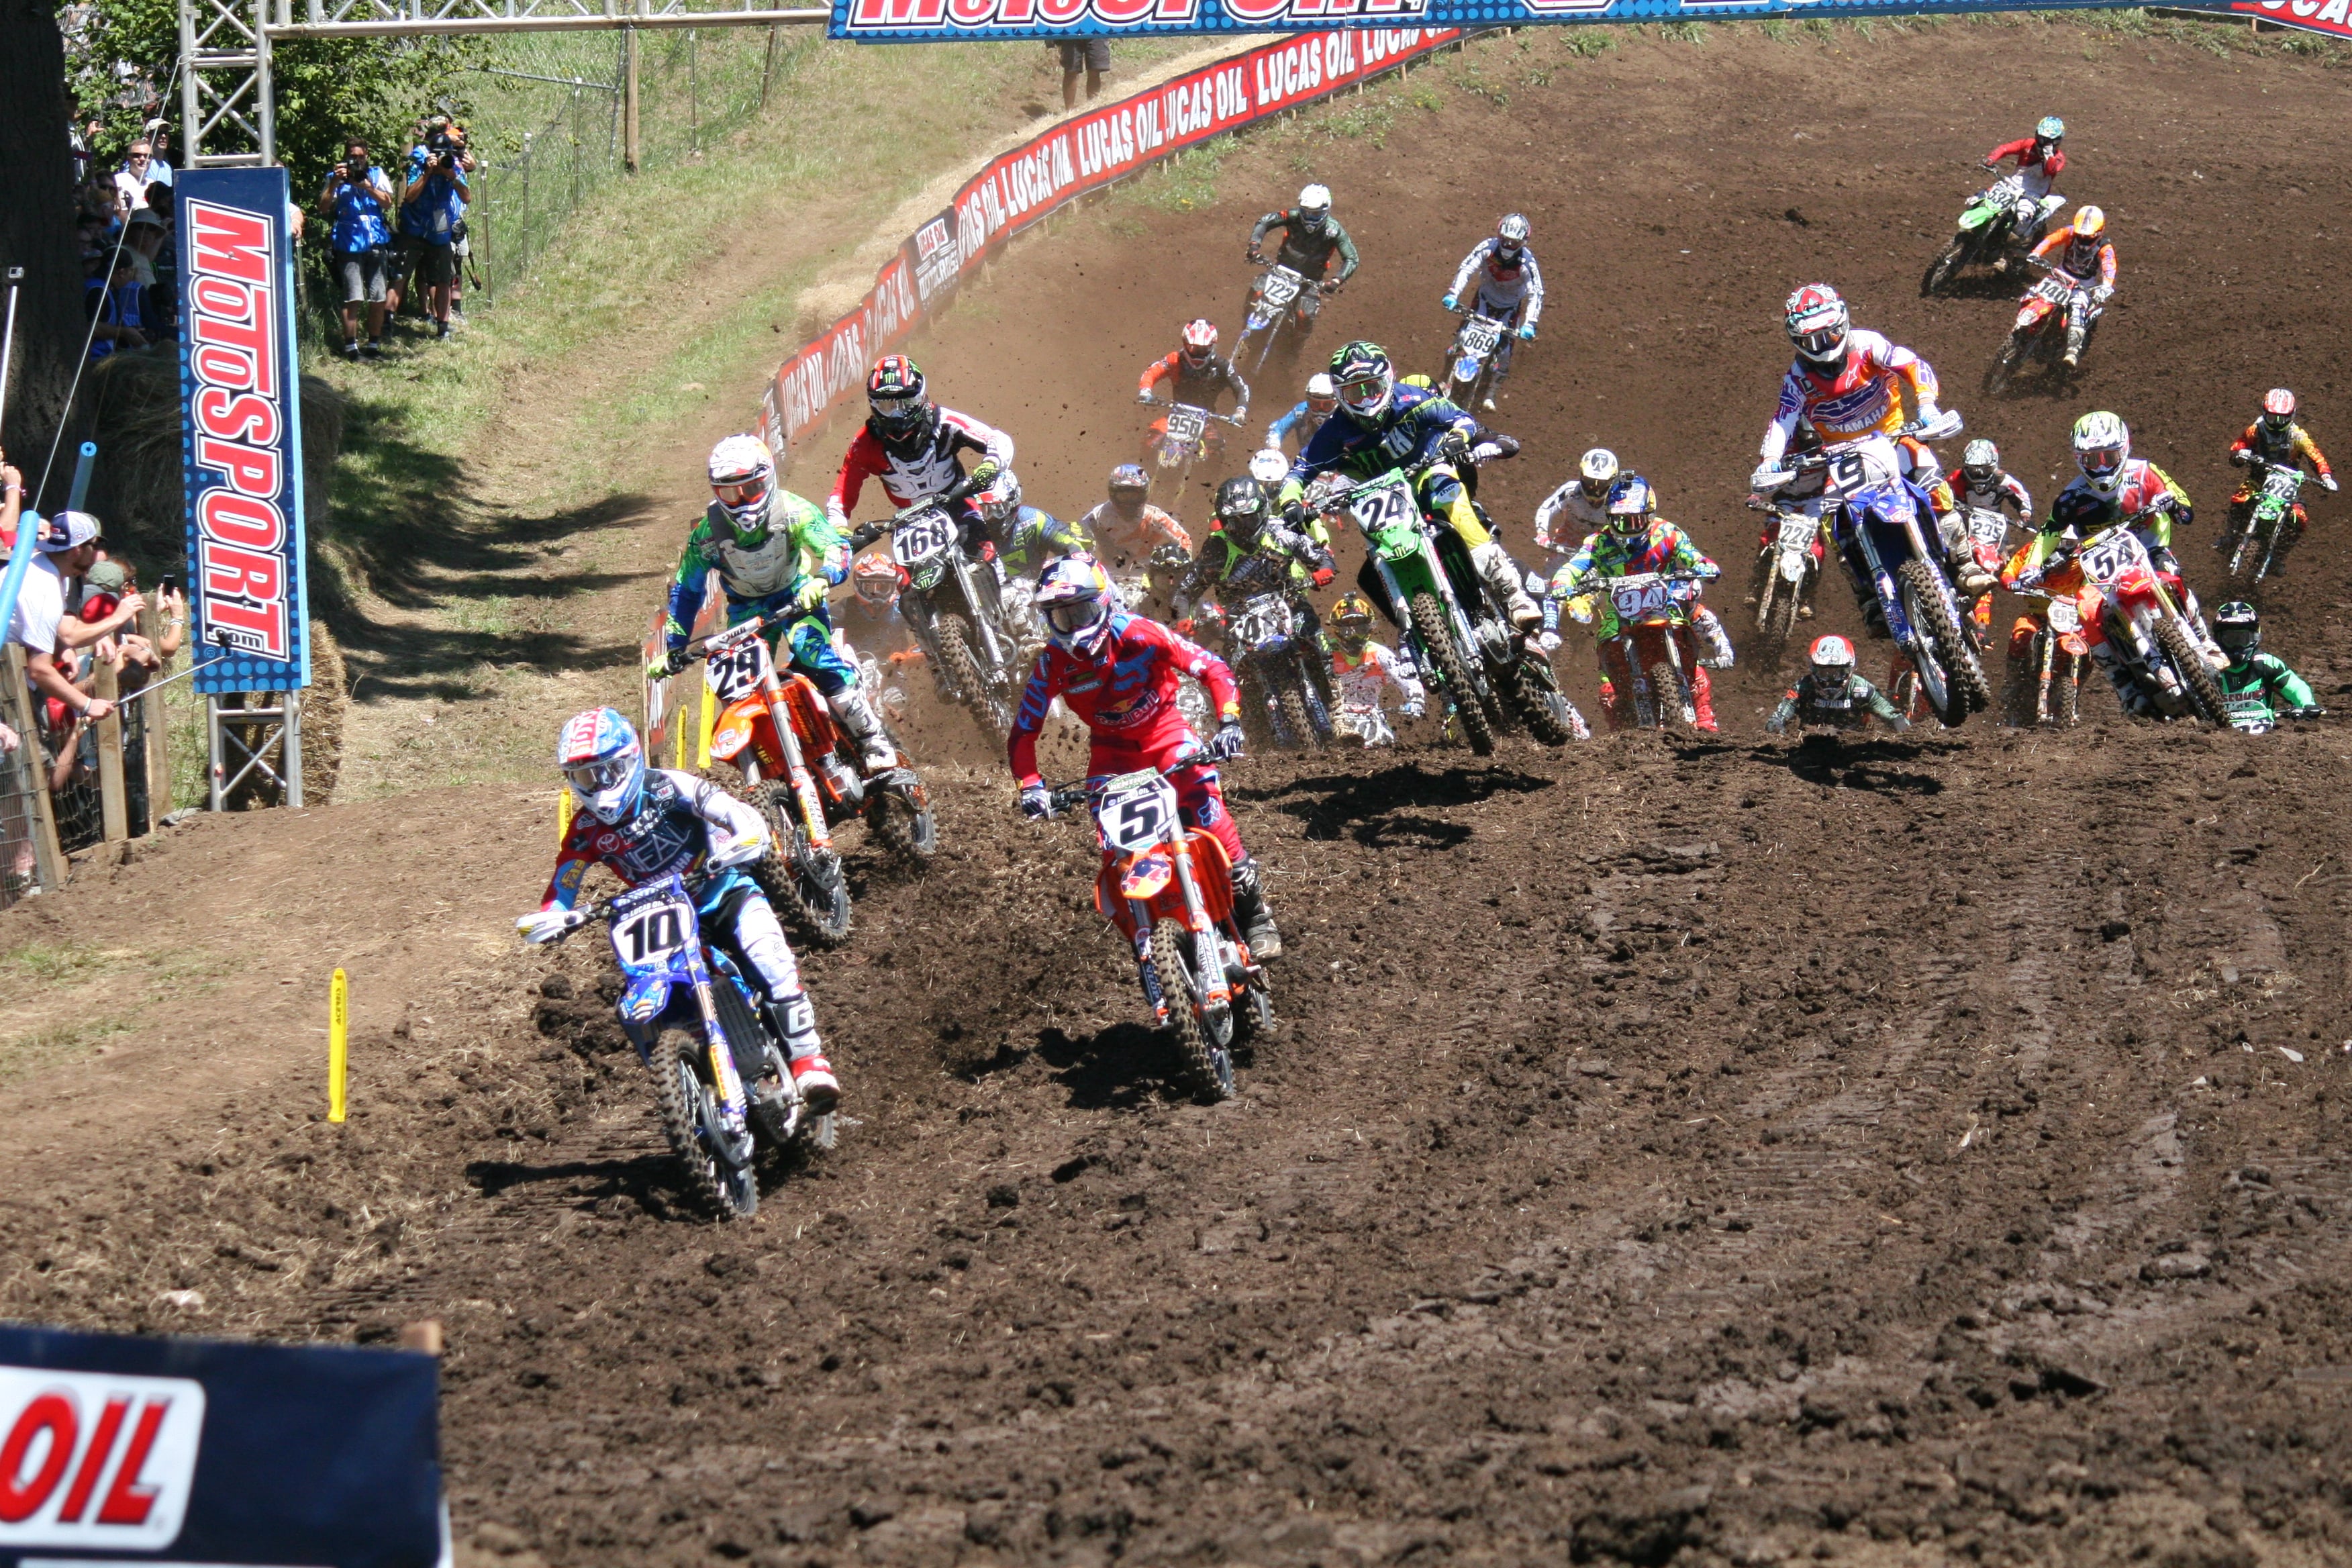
758, 26, 1461, 458
2198, 0, 2352, 36
0, 1322, 442, 1567
176, 166, 311, 696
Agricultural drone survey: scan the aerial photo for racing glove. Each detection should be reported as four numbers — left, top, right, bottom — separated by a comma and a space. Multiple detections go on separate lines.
1019, 783, 1055, 820
647, 650, 683, 681
1281, 500, 1312, 531
1208, 721, 1246, 761
1310, 565, 1336, 589
2324, 475, 2341, 493
1136, 390, 1157, 405
963, 460, 1001, 495
791, 577, 829, 614
1537, 630, 1561, 653
1518, 324, 1537, 342
1402, 699, 1425, 721
517, 908, 574, 945
1440, 293, 1458, 312
1438, 430, 1473, 466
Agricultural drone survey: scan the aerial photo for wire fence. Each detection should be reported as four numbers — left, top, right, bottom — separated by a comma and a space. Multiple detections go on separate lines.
456, 26, 812, 301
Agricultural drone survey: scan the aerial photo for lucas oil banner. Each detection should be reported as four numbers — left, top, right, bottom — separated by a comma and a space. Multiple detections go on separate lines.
176, 167, 311, 695
0, 1322, 442, 1567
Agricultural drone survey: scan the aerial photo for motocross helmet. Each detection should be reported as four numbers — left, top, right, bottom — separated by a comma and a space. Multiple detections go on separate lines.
1180, 317, 1220, 372
1295, 183, 1332, 234
558, 707, 645, 827
1305, 373, 1338, 416
1332, 591, 1375, 649
1496, 212, 1530, 258
1808, 634, 1857, 697
2071, 410, 2130, 497
2035, 115, 2065, 145
2263, 388, 2297, 434
1036, 554, 1118, 656
1330, 341, 1395, 422
2067, 205, 2106, 268
1248, 447, 1290, 486
1604, 473, 1655, 536
1106, 463, 1150, 513
2214, 600, 2260, 660
1961, 438, 2001, 491
976, 469, 1023, 526
1216, 477, 1269, 546
707, 434, 775, 540
1783, 283, 1850, 373
852, 552, 902, 607
1577, 447, 1620, 502
867, 354, 932, 440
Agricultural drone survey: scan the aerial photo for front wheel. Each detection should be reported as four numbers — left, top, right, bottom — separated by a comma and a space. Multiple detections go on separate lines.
1150, 917, 1234, 1101
1896, 556, 1990, 726
1921, 238, 1967, 296
1408, 590, 1493, 756
756, 787, 852, 948
2157, 616, 2230, 726
1274, 679, 1324, 753
1506, 649, 1576, 745
650, 1027, 757, 1220
1983, 332, 2025, 396
934, 614, 1012, 742
865, 771, 938, 861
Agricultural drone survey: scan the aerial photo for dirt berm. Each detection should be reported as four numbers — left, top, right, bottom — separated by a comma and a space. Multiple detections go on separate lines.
2, 18, 2351, 1568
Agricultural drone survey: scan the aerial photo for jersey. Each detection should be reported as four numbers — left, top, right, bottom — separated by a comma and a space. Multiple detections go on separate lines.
1079, 501, 1192, 575
1266, 399, 1328, 449
665, 492, 845, 651
1248, 210, 1360, 283
1770, 673, 1908, 732
2231, 420, 2333, 481
1986, 136, 2066, 200
1281, 383, 1477, 496
1447, 239, 1544, 325
1009, 611, 1242, 786
1331, 639, 1422, 711
2219, 652, 2317, 731
1172, 521, 1332, 614
540, 768, 763, 912
1139, 352, 1250, 415
992, 503, 1091, 580
838, 594, 915, 659
1532, 482, 1608, 556
1948, 465, 2033, 518
2028, 226, 2116, 291
826, 408, 1014, 530
1759, 330, 1939, 462
1551, 520, 1720, 603
2014, 460, 2194, 579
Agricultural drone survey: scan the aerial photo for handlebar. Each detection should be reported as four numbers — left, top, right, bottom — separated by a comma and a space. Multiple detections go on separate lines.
1146, 399, 1246, 426
1041, 755, 1200, 816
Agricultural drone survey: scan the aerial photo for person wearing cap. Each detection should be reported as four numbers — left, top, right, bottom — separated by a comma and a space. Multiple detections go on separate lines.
8, 513, 143, 728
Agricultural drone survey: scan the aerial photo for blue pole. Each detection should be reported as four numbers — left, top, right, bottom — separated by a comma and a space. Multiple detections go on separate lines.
66, 440, 97, 513
0, 522, 37, 642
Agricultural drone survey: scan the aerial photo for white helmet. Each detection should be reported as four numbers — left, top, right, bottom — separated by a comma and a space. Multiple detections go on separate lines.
1295, 184, 1332, 230
1808, 634, 1857, 695
1496, 212, 1531, 256
1577, 447, 1619, 501
1304, 372, 1338, 413
1248, 448, 1289, 486
1961, 438, 2000, 489
976, 468, 1023, 525
707, 434, 776, 535
2071, 410, 2130, 498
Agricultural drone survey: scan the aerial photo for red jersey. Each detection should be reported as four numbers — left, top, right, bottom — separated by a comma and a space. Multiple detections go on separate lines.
1008, 611, 1241, 786
824, 407, 1014, 530
1986, 137, 2065, 179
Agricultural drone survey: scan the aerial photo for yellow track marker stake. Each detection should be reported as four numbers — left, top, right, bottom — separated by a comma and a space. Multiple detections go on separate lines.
328, 969, 348, 1124
673, 677, 689, 770
557, 788, 573, 844
697, 673, 716, 770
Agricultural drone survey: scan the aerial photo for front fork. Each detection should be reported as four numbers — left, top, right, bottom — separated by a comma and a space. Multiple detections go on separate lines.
689, 974, 753, 1148
763, 683, 833, 852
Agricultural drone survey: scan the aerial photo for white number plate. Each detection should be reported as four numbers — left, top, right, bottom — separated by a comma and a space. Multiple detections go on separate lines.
1234, 595, 1289, 648
1459, 317, 1503, 356
2033, 277, 2071, 305
1610, 577, 1673, 621
1969, 510, 2008, 548
611, 893, 695, 969
1165, 407, 1207, 444
1097, 774, 1179, 853
893, 508, 957, 569
1776, 516, 1818, 551
1349, 476, 1419, 536
1260, 268, 1301, 306
704, 633, 771, 703
2046, 597, 2080, 634
2077, 530, 2147, 587
2264, 469, 2300, 499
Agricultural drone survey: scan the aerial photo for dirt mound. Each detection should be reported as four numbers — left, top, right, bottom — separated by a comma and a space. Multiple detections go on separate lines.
4, 19, 2352, 1568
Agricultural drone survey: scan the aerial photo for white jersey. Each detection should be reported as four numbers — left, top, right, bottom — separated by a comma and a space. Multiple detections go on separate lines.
1532, 481, 1609, 556
1448, 240, 1544, 325
1331, 640, 1422, 745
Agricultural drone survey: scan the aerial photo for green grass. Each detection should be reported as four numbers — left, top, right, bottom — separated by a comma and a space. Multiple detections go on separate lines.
0, 1021, 132, 1085
0, 940, 109, 989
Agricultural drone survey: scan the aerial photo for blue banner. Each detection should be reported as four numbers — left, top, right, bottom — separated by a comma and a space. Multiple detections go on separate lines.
0, 1323, 442, 1567
175, 168, 310, 695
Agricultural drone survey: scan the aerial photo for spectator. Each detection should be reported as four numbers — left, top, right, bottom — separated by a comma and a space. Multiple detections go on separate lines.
143, 124, 177, 187
1055, 38, 1108, 111
397, 134, 467, 340
70, 117, 101, 184
320, 139, 394, 359
7, 512, 142, 735
1, 457, 22, 553
83, 248, 148, 359
111, 140, 160, 217
123, 207, 164, 286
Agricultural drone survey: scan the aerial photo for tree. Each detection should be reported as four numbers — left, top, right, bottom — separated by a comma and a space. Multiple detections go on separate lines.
1, 0, 86, 505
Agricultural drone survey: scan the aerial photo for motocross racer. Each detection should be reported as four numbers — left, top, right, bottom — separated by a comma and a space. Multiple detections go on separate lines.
828, 354, 1013, 551
1743, 418, 1828, 621
1276, 340, 1542, 632
1264, 373, 1338, 454
1138, 319, 1251, 424
1012, 554, 1283, 959
2023, 205, 2116, 369
520, 707, 840, 1114
978, 469, 1091, 660
1247, 183, 1359, 296
1981, 115, 2068, 247
1946, 438, 2035, 638
2226, 389, 2338, 574
841, 553, 916, 658
1327, 591, 1424, 747
1173, 477, 1337, 618
1765, 636, 1911, 734
1079, 464, 1193, 576
1532, 448, 1618, 580
653, 435, 895, 777
1440, 213, 1542, 408
2212, 601, 2322, 733
1546, 473, 1724, 732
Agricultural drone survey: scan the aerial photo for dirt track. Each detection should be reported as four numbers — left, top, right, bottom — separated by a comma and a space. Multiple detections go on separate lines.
6, 19, 2352, 1568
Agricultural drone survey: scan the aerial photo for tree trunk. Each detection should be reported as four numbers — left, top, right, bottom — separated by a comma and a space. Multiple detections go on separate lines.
0, 0, 89, 507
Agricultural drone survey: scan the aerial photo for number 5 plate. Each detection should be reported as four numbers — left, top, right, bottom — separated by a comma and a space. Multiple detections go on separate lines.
1096, 773, 1179, 854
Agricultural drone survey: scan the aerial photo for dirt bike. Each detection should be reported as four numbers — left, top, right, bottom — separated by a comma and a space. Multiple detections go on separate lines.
691, 614, 935, 947
1143, 399, 1245, 515
1044, 759, 1274, 1101
1755, 419, 1991, 726
1232, 262, 1325, 370
2043, 520, 2228, 724
1440, 308, 1510, 411
1226, 589, 1333, 751
1581, 571, 1708, 732
2226, 460, 2306, 583
1922, 170, 2064, 295
1984, 262, 2095, 394
2006, 587, 2087, 727
858, 494, 1021, 742
543, 874, 832, 1219
1747, 496, 1822, 648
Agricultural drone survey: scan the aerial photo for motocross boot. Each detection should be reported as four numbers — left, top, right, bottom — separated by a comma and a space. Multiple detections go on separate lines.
2063, 322, 2086, 369
1691, 664, 1720, 734
828, 689, 899, 775
1230, 856, 1283, 962
1471, 540, 1542, 632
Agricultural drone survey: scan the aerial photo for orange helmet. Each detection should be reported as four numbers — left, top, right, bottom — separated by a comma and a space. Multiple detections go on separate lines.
2070, 205, 2106, 242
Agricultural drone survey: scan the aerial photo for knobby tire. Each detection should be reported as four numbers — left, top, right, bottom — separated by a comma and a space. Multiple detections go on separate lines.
1922, 240, 1963, 297
1509, 653, 1574, 746
1896, 557, 1990, 724
1275, 681, 1322, 754
755, 787, 852, 948
1408, 591, 1493, 756
1150, 918, 1234, 1101
867, 776, 938, 862
936, 615, 1010, 743
650, 1028, 754, 1220
2158, 617, 2230, 726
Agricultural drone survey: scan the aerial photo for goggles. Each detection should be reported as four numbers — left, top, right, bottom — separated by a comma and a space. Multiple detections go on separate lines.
563, 757, 632, 794
1338, 374, 1389, 410
714, 476, 769, 508
1046, 598, 1107, 636
1792, 322, 1845, 360
870, 393, 924, 427
2077, 444, 2124, 481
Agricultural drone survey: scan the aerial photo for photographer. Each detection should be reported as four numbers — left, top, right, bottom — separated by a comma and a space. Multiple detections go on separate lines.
396, 121, 469, 341
319, 138, 394, 359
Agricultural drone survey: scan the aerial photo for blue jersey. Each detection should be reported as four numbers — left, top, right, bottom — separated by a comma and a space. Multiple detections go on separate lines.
328, 167, 393, 253
1265, 399, 1326, 449
1283, 384, 1477, 493
541, 768, 762, 916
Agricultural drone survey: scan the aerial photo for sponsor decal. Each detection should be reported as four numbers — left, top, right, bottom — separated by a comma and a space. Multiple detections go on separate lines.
0, 1370, 204, 1550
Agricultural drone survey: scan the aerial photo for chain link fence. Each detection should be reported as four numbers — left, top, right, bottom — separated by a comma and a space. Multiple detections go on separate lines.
456, 26, 814, 301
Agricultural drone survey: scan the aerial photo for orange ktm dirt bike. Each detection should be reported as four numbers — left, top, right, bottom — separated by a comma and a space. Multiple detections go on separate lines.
1042, 758, 1275, 1101
688, 609, 938, 947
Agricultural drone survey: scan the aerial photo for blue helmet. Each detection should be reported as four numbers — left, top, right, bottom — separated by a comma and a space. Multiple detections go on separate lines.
559, 707, 645, 826
1605, 473, 1655, 535
2035, 115, 2065, 144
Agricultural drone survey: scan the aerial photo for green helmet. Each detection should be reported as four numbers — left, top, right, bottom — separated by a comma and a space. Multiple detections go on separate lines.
1328, 340, 1395, 421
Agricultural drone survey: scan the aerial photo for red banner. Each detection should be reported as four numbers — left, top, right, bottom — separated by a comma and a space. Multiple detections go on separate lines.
2213, 0, 2352, 34
757, 26, 1462, 463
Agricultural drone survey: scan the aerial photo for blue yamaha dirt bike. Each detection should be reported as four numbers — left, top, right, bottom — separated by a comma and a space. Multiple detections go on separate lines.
548, 873, 832, 1218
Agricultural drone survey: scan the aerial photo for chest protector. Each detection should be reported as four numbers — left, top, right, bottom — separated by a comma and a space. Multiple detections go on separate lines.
707, 501, 803, 598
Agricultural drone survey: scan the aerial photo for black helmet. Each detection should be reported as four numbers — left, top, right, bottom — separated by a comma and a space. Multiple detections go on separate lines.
2214, 600, 2259, 660
1215, 477, 1268, 542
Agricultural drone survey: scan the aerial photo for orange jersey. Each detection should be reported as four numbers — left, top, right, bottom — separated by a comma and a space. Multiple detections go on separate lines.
2029, 228, 2117, 290
1761, 329, 1939, 459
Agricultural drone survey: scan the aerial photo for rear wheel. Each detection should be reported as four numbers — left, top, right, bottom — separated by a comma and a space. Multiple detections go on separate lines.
755, 787, 852, 948
650, 1027, 756, 1220
2158, 616, 2229, 726
1408, 591, 1493, 756
1897, 557, 1990, 725
934, 614, 1011, 742
1150, 917, 1234, 1101
1753, 555, 1782, 636
2053, 650, 2082, 726
1921, 238, 1966, 295
1508, 652, 1575, 745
